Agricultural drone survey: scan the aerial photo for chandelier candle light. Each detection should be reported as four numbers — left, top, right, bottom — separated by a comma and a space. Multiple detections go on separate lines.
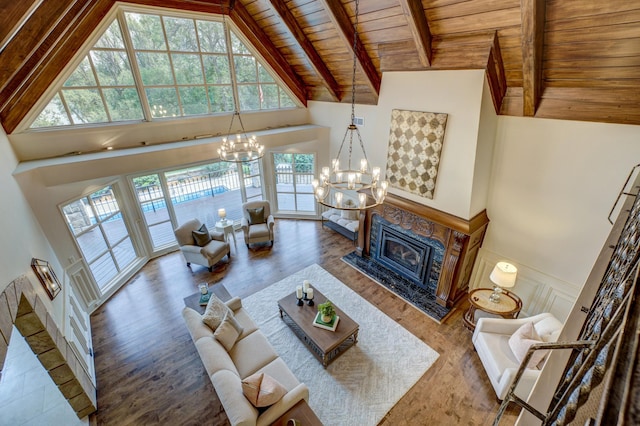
488, 261, 518, 303
217, 110, 265, 163
312, 0, 387, 211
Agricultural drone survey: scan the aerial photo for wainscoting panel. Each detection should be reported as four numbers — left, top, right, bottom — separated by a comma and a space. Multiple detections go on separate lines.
469, 248, 581, 321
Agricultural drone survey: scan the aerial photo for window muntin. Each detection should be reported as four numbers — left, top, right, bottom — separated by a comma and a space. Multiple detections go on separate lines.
30, 8, 297, 129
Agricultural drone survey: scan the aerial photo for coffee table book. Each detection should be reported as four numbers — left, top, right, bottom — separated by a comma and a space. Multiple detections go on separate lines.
199, 292, 211, 306
313, 312, 339, 331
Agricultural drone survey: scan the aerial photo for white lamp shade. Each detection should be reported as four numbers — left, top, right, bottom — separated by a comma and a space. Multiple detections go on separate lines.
489, 262, 518, 288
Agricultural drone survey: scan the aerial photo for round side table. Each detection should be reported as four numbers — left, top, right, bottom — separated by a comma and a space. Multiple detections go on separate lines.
463, 288, 522, 331
215, 220, 237, 251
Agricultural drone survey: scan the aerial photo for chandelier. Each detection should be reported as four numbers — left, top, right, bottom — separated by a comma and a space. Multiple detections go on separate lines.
217, 111, 264, 162
312, 0, 387, 210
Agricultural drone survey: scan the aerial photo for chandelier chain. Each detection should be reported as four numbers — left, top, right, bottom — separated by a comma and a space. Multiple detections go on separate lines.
350, 0, 359, 125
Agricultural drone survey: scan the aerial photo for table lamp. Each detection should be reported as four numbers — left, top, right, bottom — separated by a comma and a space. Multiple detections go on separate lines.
218, 208, 227, 224
489, 261, 517, 303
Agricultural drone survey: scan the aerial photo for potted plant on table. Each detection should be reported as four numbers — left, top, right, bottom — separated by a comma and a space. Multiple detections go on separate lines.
318, 300, 335, 323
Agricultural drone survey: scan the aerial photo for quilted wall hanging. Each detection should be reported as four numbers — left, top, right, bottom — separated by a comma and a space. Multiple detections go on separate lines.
385, 109, 448, 199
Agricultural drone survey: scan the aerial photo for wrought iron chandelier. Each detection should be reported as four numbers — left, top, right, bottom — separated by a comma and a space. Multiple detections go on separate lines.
312, 0, 387, 210
217, 111, 264, 163
217, 11, 264, 163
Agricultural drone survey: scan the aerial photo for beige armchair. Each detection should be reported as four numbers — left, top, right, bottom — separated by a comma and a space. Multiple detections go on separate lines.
174, 219, 230, 271
240, 200, 275, 248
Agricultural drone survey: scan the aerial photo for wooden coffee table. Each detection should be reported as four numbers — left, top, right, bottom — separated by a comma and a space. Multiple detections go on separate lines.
277, 288, 359, 368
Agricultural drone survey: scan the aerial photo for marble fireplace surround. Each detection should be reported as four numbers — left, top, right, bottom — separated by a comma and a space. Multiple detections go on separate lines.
0, 275, 96, 418
357, 193, 489, 308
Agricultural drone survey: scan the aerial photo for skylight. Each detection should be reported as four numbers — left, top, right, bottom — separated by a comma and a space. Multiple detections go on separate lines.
30, 9, 297, 129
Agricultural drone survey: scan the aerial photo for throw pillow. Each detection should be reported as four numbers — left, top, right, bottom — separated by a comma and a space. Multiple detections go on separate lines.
214, 312, 244, 351
341, 209, 359, 221
202, 294, 231, 331
192, 224, 212, 247
508, 322, 549, 369
241, 372, 287, 407
247, 207, 265, 225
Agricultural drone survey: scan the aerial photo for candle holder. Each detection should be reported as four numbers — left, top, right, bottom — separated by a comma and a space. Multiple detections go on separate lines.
296, 296, 304, 306
305, 292, 314, 306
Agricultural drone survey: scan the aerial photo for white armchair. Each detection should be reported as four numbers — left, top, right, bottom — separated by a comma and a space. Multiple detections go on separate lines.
240, 200, 275, 248
472, 312, 563, 400
174, 219, 230, 271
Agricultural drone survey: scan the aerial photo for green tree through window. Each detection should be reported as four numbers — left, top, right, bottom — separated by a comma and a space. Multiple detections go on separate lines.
30, 7, 298, 129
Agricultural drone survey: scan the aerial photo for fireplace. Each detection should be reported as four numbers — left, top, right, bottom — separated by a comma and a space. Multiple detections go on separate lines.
372, 217, 443, 291
357, 192, 489, 308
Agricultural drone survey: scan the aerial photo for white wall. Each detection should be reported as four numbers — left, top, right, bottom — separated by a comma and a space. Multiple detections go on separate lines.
0, 128, 64, 324
484, 116, 640, 287
309, 70, 487, 219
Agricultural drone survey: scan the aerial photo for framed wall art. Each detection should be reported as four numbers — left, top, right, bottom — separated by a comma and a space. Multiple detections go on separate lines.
385, 109, 448, 199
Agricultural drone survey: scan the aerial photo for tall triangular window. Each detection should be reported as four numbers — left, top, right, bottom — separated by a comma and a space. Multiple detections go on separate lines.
30, 8, 297, 129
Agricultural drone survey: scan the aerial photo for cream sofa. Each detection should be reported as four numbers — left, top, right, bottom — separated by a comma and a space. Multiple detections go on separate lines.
472, 312, 563, 400
182, 297, 309, 426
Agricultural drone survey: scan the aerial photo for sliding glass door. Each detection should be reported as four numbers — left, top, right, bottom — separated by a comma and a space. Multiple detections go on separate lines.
61, 185, 137, 291
131, 159, 264, 254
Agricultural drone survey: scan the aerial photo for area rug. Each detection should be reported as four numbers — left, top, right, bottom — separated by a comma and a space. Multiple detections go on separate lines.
242, 264, 439, 425
341, 251, 452, 323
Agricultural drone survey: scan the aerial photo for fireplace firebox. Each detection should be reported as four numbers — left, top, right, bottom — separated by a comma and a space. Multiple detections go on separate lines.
373, 221, 439, 290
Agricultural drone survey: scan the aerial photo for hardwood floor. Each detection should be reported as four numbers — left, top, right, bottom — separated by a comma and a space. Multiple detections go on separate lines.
91, 219, 519, 425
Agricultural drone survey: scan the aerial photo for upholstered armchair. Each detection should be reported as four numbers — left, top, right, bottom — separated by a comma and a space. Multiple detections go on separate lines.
240, 200, 275, 248
472, 312, 563, 400
174, 219, 230, 271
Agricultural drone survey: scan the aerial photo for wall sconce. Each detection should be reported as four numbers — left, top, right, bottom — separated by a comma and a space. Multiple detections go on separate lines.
31, 258, 62, 300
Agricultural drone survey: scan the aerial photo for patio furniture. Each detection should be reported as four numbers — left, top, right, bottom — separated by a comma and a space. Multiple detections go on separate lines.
241, 200, 275, 248
174, 219, 230, 271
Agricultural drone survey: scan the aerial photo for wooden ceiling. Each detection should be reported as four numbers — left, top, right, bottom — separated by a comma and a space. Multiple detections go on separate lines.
1, 0, 639, 135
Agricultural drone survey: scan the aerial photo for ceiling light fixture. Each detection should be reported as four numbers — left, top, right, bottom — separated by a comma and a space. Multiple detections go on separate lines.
217, 11, 264, 163
312, 0, 387, 210
217, 111, 264, 163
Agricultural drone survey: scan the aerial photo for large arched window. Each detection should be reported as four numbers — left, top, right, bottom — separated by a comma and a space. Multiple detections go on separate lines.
30, 8, 297, 129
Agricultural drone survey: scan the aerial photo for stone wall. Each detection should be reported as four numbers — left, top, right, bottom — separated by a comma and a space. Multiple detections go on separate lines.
0, 275, 96, 418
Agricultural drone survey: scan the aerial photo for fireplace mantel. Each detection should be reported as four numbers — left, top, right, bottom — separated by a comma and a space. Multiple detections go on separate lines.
357, 193, 489, 308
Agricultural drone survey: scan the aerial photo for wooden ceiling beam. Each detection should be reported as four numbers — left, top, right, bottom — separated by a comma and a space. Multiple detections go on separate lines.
317, 0, 380, 100
268, 0, 341, 101
397, 0, 432, 67
0, 0, 114, 133
520, 0, 546, 116
229, 0, 307, 106
0, 0, 43, 53
486, 32, 507, 113
0, 0, 78, 94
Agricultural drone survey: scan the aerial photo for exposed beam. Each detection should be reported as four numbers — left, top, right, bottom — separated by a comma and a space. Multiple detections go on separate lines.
0, 0, 114, 134
397, 0, 432, 67
521, 0, 546, 116
486, 32, 507, 114
0, 0, 44, 53
0, 0, 77, 94
317, 0, 380, 100
268, 0, 341, 101
229, 0, 307, 106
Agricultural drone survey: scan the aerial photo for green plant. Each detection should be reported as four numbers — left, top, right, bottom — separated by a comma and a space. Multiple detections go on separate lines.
318, 300, 335, 318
